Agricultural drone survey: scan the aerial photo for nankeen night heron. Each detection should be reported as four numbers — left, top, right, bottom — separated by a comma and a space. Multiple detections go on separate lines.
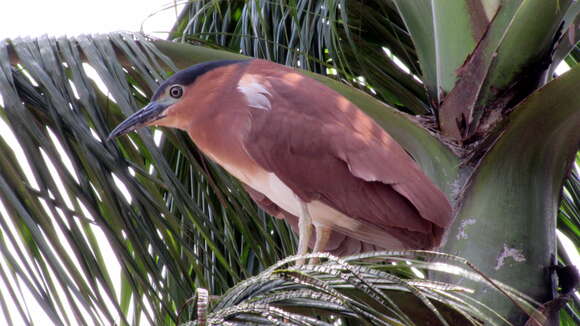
108, 59, 452, 262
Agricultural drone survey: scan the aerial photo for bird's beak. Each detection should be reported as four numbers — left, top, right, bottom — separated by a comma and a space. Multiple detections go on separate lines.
107, 101, 168, 141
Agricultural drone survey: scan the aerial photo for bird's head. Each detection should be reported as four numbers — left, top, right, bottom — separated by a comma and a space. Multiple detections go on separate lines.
107, 60, 247, 140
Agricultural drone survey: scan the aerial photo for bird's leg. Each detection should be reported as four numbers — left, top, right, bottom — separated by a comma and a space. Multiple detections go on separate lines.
296, 201, 313, 265
310, 225, 331, 264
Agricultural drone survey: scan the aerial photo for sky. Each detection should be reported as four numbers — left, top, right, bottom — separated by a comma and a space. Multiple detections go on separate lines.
0, 1, 578, 325
0, 0, 182, 40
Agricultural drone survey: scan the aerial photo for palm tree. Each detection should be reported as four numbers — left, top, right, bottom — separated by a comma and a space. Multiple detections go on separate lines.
0, 1, 578, 325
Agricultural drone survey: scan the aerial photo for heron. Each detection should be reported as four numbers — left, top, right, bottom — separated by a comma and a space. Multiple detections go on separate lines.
108, 59, 452, 263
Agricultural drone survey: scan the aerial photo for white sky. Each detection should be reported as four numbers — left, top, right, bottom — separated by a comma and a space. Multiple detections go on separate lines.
0, 1, 578, 325
0, 0, 183, 40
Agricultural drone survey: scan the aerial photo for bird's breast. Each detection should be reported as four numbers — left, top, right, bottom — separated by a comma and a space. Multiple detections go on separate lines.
189, 124, 299, 215
212, 155, 304, 217
216, 156, 363, 231
246, 171, 303, 218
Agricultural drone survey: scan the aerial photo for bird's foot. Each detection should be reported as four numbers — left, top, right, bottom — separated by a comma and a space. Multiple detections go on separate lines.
309, 226, 331, 264
296, 202, 313, 265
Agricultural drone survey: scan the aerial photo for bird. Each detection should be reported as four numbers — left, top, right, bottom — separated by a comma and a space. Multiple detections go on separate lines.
108, 59, 453, 263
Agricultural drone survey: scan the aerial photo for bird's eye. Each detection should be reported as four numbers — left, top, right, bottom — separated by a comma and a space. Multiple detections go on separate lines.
169, 85, 183, 99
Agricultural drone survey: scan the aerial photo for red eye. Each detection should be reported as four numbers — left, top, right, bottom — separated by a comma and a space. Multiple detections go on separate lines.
169, 85, 183, 98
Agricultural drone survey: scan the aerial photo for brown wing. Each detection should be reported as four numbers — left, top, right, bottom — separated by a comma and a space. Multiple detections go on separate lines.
240, 60, 453, 249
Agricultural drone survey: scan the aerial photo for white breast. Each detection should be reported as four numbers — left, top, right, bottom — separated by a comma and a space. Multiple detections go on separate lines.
243, 170, 361, 231
243, 170, 304, 217
204, 152, 297, 212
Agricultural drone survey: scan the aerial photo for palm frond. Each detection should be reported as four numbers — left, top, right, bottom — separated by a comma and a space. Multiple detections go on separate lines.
182, 251, 541, 325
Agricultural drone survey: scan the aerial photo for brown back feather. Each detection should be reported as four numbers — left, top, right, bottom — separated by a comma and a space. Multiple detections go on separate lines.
241, 60, 452, 249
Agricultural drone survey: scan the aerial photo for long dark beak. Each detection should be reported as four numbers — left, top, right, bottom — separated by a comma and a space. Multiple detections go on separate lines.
107, 101, 168, 141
